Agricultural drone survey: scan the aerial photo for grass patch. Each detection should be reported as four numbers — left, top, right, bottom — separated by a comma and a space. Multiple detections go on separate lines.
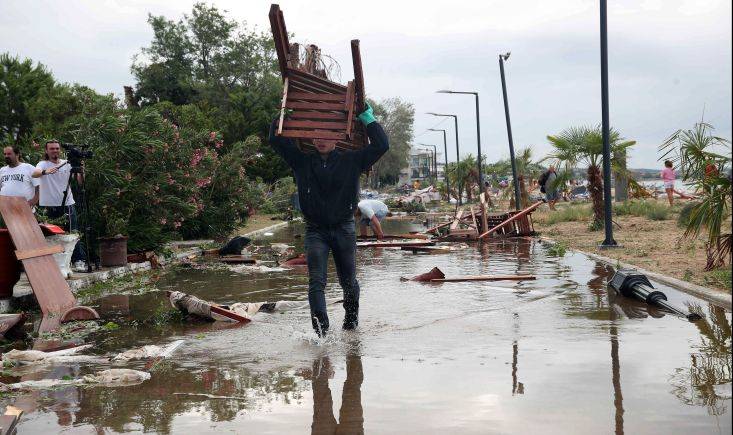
704, 268, 732, 292
546, 241, 567, 257
542, 205, 592, 225
613, 200, 670, 221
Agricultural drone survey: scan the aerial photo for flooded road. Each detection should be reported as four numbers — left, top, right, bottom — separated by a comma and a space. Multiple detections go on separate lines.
6, 220, 732, 434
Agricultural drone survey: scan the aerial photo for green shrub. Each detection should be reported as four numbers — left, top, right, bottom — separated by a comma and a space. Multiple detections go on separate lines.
547, 241, 567, 257
645, 206, 670, 221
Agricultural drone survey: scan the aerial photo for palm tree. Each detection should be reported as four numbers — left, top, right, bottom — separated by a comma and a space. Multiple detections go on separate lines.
445, 154, 479, 205
660, 122, 731, 269
546, 126, 636, 226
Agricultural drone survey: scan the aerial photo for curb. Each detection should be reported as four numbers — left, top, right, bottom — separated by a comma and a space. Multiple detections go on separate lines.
242, 221, 289, 238
539, 237, 732, 310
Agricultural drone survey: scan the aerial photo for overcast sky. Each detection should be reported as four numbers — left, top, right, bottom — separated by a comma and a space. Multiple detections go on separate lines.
1, 0, 730, 168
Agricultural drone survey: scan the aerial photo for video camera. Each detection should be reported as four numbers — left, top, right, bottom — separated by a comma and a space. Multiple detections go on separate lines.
61, 143, 93, 171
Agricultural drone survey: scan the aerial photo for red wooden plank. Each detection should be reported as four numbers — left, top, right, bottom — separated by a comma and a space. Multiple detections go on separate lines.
287, 68, 347, 93
269, 4, 291, 77
289, 111, 347, 121
0, 196, 77, 332
283, 120, 348, 130
351, 40, 366, 113
280, 130, 346, 140
345, 81, 355, 139
288, 92, 346, 102
286, 101, 344, 111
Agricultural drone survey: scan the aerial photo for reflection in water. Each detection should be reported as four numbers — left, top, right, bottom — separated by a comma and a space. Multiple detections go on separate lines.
606, 277, 625, 435
671, 304, 732, 417
511, 313, 524, 396
311, 353, 364, 435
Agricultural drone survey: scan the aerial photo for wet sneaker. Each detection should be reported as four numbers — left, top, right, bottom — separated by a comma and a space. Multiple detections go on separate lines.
342, 320, 358, 330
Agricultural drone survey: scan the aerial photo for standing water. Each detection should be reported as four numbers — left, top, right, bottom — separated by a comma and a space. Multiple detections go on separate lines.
6, 220, 731, 434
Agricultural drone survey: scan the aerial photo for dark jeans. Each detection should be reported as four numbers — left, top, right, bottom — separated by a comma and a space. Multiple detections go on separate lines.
305, 219, 360, 333
38, 205, 86, 263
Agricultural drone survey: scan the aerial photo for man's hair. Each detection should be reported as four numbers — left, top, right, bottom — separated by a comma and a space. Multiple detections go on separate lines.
664, 160, 673, 168
4, 145, 21, 156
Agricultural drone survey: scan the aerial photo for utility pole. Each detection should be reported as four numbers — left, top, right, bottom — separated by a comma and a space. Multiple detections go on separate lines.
600, 0, 617, 247
498, 53, 522, 210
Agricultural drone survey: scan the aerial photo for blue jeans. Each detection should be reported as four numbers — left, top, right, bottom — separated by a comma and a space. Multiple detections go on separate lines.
304, 219, 360, 333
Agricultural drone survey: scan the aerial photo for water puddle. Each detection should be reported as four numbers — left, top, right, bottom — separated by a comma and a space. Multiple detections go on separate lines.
4, 220, 731, 434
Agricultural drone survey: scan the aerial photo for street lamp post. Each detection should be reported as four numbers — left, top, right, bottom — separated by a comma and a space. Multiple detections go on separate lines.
429, 128, 450, 201
600, 0, 617, 247
498, 53, 522, 210
437, 90, 484, 201
427, 112, 461, 204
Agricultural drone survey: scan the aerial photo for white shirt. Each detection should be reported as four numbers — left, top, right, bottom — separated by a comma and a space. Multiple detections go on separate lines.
0, 163, 39, 201
35, 160, 75, 206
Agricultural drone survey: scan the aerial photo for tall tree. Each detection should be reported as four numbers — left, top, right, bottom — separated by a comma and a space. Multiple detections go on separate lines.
368, 97, 413, 187
0, 54, 55, 143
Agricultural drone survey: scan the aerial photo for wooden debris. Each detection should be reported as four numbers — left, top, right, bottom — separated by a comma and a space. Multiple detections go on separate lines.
479, 201, 542, 239
0, 405, 23, 435
400, 246, 453, 254
217, 256, 257, 265
400, 267, 446, 282
404, 267, 536, 283
0, 196, 99, 333
269, 4, 368, 151
357, 240, 435, 248
431, 275, 536, 282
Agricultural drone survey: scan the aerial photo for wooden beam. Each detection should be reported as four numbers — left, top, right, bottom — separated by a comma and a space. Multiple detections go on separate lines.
351, 39, 365, 113
345, 81, 355, 139
15, 244, 64, 260
431, 275, 536, 282
277, 77, 288, 135
450, 210, 465, 230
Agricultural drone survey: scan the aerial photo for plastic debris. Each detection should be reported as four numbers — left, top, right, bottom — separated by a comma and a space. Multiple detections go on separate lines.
113, 340, 185, 361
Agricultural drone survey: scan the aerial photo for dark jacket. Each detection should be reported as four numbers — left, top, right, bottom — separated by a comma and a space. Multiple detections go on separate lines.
268, 120, 389, 227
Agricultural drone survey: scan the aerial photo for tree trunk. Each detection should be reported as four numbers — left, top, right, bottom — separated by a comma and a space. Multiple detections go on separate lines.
588, 165, 604, 224
614, 149, 628, 202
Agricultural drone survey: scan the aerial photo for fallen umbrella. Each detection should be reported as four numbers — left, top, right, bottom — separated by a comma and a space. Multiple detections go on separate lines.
609, 269, 703, 321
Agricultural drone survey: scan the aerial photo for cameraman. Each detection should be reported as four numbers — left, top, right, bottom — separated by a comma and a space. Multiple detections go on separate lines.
32, 140, 86, 270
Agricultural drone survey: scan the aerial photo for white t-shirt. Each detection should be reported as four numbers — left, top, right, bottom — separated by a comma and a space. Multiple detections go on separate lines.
35, 160, 75, 206
0, 163, 39, 201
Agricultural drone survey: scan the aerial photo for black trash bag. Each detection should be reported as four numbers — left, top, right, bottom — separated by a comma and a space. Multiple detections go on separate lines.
218, 236, 252, 256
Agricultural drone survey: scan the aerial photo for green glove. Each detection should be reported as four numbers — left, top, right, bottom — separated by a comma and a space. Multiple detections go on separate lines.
358, 103, 376, 126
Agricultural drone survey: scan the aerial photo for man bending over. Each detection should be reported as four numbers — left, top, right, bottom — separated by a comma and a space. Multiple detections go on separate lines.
355, 199, 389, 239
269, 104, 389, 335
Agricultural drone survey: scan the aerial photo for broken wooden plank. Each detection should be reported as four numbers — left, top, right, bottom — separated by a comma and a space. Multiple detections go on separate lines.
450, 210, 465, 230
15, 244, 64, 260
0, 196, 98, 333
431, 275, 536, 282
217, 256, 257, 265
280, 130, 346, 140
277, 77, 289, 135
478, 201, 543, 239
400, 246, 452, 254
357, 240, 435, 248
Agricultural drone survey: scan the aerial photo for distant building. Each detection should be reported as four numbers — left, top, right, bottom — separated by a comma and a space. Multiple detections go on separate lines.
398, 148, 443, 186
